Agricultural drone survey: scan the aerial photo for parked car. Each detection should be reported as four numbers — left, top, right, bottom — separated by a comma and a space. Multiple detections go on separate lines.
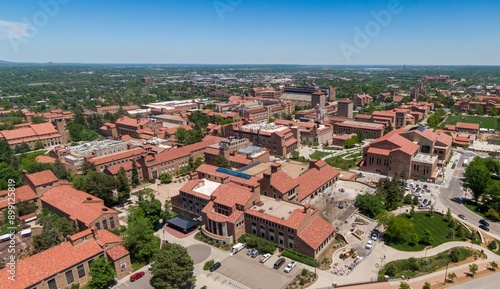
371, 232, 378, 241
273, 258, 286, 269
247, 248, 256, 256
479, 219, 490, 227
338, 204, 344, 209
365, 240, 373, 249
458, 214, 466, 220
479, 224, 490, 232
259, 253, 271, 263
130, 271, 145, 282
209, 262, 221, 272
251, 249, 260, 258
423, 199, 428, 205
284, 261, 297, 273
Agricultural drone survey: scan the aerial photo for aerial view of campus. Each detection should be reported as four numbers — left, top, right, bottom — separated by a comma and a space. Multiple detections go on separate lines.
1, 1, 500, 289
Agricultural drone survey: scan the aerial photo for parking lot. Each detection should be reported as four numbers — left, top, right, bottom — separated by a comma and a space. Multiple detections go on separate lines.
213, 251, 300, 289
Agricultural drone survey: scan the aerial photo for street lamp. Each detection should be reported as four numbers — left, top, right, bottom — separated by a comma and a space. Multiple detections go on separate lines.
443, 262, 449, 284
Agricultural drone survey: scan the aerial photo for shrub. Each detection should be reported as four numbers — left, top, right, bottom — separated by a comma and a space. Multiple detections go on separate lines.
282, 249, 319, 267
203, 259, 215, 271
302, 269, 308, 276
423, 281, 431, 289
299, 278, 306, 286
238, 234, 277, 254
385, 263, 398, 277
488, 240, 497, 251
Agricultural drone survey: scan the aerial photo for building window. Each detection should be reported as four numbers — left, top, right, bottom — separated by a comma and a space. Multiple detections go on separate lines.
47, 278, 57, 289
110, 217, 115, 229
65, 270, 75, 284
77, 264, 86, 279
95, 222, 100, 230
103, 219, 108, 230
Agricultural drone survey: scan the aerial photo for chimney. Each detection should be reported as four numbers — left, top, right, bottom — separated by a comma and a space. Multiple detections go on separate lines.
309, 159, 318, 169
22, 170, 27, 175
91, 226, 99, 241
270, 163, 281, 173
303, 204, 311, 214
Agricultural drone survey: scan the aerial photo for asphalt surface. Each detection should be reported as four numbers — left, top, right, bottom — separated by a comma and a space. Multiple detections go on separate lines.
448, 271, 500, 289
438, 151, 500, 238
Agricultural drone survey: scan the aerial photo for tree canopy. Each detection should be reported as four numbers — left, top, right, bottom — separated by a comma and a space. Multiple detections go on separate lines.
150, 243, 196, 289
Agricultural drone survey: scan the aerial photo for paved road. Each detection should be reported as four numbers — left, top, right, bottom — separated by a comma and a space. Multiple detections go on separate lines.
438, 151, 500, 239
448, 271, 500, 289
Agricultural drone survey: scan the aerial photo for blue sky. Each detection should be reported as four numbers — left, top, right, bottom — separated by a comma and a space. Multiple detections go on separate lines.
0, 0, 499, 65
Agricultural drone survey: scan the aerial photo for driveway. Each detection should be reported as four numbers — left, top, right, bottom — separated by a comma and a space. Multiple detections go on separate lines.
212, 252, 299, 289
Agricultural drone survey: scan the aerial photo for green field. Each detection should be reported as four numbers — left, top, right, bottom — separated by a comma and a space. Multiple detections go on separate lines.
388, 213, 467, 252
441, 115, 500, 130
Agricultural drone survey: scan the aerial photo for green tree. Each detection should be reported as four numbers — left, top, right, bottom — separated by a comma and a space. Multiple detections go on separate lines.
131, 161, 140, 186
14, 142, 31, 154
32, 225, 61, 253
74, 171, 116, 206
138, 193, 164, 227
476, 105, 484, 115
423, 281, 431, 289
88, 257, 116, 289
175, 127, 188, 144
34, 140, 45, 150
464, 158, 491, 203
116, 166, 131, 202
123, 215, 159, 263
81, 159, 97, 175
150, 243, 196, 289
489, 261, 498, 271
31, 115, 46, 124
422, 229, 433, 245
356, 130, 366, 143
381, 213, 413, 242
491, 106, 499, 116
445, 208, 452, 222
215, 155, 231, 168
0, 139, 13, 164
51, 158, 69, 180
385, 263, 398, 276
399, 282, 410, 289
355, 194, 385, 218
291, 151, 300, 159
159, 173, 172, 184
411, 233, 419, 245
469, 263, 478, 277
0, 162, 22, 190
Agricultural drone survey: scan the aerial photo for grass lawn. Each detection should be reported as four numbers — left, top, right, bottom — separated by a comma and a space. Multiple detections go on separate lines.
132, 188, 155, 196
388, 213, 467, 251
441, 115, 500, 130
309, 150, 332, 159
325, 153, 361, 170
463, 200, 487, 218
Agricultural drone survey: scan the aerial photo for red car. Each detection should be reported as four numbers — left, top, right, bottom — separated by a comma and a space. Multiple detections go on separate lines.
130, 271, 145, 282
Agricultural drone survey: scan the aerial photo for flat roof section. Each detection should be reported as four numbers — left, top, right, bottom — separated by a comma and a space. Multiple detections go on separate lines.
240, 161, 308, 179
192, 179, 221, 196
412, 153, 437, 164
252, 196, 303, 221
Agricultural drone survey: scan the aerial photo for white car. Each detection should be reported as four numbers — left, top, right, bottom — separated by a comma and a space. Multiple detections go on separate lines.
365, 240, 373, 249
259, 253, 271, 263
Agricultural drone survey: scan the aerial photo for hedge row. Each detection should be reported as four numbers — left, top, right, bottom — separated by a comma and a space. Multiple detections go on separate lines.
282, 249, 319, 267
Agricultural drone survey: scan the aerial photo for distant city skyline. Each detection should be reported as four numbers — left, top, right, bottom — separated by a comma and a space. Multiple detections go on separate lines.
0, 0, 499, 65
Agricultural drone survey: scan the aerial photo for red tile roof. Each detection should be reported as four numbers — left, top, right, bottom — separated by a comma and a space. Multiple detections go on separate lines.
367, 147, 390, 156
297, 164, 340, 201
147, 136, 223, 167
97, 229, 124, 247
298, 216, 335, 250
0, 238, 103, 289
90, 147, 145, 166
436, 132, 453, 146
0, 185, 38, 209
247, 206, 306, 229
105, 162, 142, 175
212, 183, 254, 207
115, 116, 149, 127
25, 170, 59, 187
456, 122, 480, 130
229, 154, 252, 165
40, 186, 116, 226
270, 171, 299, 194
35, 155, 57, 164
106, 244, 130, 261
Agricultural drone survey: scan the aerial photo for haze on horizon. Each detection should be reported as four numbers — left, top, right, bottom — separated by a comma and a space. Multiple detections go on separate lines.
0, 0, 499, 66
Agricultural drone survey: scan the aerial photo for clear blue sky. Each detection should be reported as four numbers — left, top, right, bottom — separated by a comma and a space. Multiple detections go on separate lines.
0, 0, 499, 65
